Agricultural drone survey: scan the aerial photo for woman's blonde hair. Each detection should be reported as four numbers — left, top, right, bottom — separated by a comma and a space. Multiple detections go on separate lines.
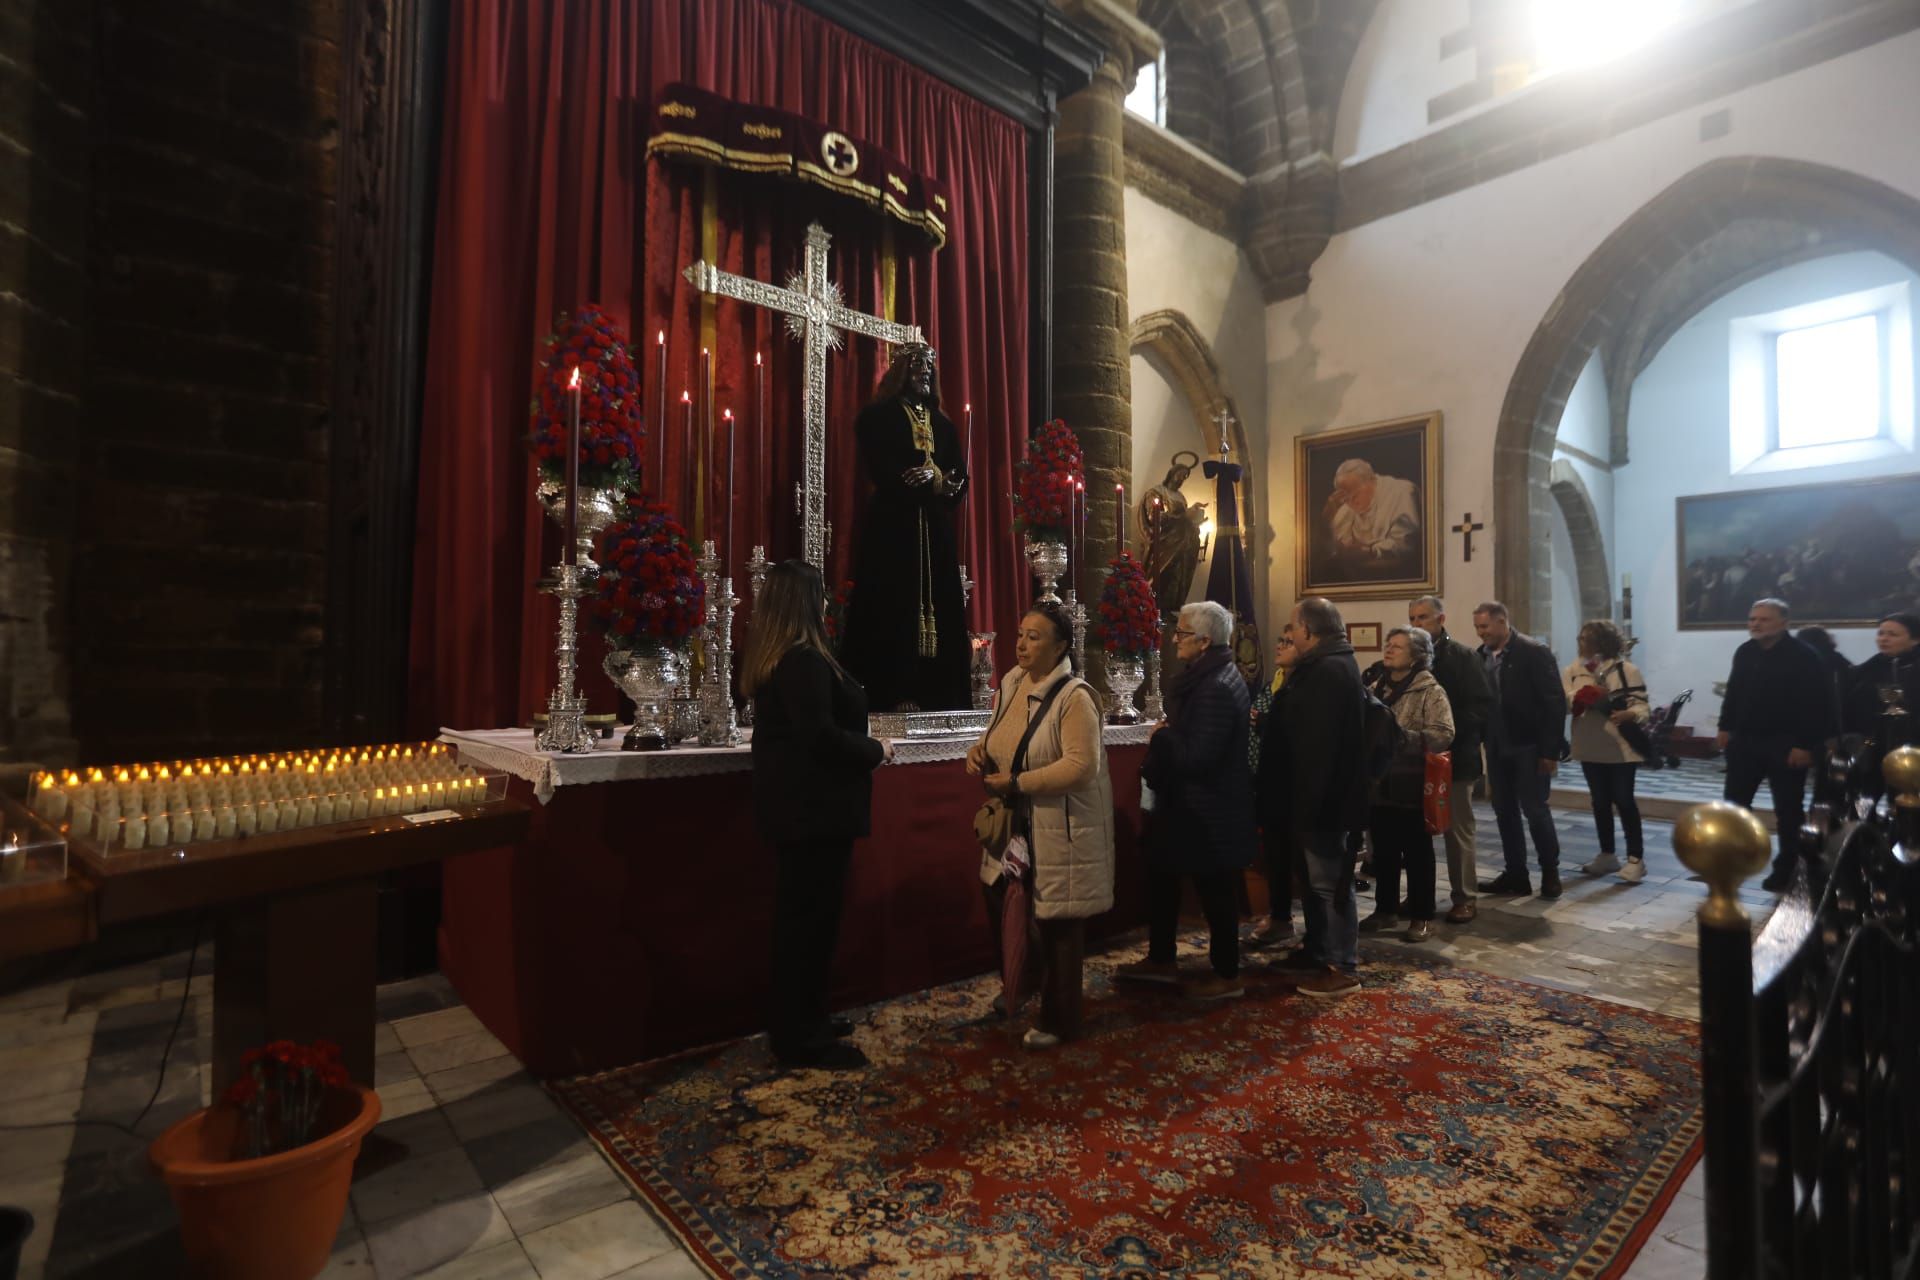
740, 560, 848, 696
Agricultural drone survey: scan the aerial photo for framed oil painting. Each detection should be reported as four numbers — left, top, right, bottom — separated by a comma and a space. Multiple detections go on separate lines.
1677, 475, 1920, 629
1296, 412, 1442, 600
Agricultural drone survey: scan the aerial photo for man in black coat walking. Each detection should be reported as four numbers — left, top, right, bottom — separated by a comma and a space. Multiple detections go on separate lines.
1125, 601, 1258, 1001
1718, 598, 1836, 892
1256, 597, 1369, 997
1410, 595, 1491, 923
1473, 601, 1567, 899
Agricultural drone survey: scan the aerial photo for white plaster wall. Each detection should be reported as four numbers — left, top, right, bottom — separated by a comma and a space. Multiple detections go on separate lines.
1615, 250, 1920, 731
1333, 0, 1472, 164
1123, 187, 1271, 642
1266, 28, 1920, 666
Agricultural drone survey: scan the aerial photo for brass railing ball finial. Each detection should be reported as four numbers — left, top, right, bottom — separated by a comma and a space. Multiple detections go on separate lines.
1673, 801, 1772, 929
1884, 746, 1920, 806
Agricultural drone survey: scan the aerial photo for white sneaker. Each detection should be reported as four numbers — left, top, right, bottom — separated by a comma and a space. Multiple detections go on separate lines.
1620, 857, 1646, 884
1021, 1027, 1061, 1051
1581, 853, 1622, 876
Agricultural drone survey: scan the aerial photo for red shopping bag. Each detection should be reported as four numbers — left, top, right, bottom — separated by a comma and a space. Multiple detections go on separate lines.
1423, 751, 1453, 835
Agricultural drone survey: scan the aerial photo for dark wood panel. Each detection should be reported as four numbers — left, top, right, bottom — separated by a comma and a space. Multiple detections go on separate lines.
71, 802, 530, 924
0, 877, 95, 961
797, 0, 1103, 130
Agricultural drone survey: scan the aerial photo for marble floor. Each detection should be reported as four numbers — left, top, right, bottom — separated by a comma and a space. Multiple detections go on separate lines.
0, 798, 1755, 1278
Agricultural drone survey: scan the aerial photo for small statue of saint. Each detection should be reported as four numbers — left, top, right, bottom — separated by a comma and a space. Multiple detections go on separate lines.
839, 343, 972, 712
1140, 450, 1208, 616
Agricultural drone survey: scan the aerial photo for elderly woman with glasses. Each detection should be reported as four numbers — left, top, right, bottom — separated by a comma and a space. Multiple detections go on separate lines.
1119, 600, 1259, 1000
1360, 625, 1454, 942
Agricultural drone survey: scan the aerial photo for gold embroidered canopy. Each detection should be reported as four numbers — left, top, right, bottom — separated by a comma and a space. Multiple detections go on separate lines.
647, 84, 950, 250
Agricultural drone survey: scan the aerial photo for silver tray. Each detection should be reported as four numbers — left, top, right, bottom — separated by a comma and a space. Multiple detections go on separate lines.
867, 709, 993, 739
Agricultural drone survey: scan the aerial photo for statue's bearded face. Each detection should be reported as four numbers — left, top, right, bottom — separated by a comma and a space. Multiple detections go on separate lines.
904, 349, 935, 397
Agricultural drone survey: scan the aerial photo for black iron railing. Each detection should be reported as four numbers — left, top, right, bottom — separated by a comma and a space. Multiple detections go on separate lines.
1679, 740, 1920, 1280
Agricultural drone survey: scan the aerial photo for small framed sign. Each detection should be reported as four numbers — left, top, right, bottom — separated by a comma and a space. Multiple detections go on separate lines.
1346, 622, 1383, 652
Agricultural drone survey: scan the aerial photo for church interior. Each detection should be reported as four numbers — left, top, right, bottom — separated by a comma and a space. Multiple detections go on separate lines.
4, 0, 1920, 1276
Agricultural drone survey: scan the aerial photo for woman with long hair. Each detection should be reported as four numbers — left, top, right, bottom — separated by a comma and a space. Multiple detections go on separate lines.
742, 559, 894, 1071
964, 601, 1114, 1049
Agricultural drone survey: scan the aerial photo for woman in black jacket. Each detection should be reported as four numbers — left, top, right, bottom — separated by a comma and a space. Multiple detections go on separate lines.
742, 560, 894, 1070
1844, 612, 1920, 748
1118, 600, 1258, 1001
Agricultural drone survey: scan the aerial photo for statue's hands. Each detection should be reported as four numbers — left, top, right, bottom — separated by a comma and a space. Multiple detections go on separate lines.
901, 464, 937, 488
944, 473, 968, 502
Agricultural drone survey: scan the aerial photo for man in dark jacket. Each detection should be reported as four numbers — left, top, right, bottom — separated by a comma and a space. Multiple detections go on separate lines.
1410, 595, 1491, 923
1718, 598, 1837, 892
1256, 596, 1368, 997
1124, 601, 1258, 1000
1473, 601, 1567, 899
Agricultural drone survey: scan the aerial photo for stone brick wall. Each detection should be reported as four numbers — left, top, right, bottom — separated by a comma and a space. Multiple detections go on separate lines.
1157, 10, 1231, 164
1, 0, 339, 765
0, 0, 89, 765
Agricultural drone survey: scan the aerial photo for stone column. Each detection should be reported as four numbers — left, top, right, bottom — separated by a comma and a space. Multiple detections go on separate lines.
1052, 0, 1160, 699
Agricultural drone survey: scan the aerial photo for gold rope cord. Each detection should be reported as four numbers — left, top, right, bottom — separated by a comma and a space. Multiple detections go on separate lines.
905, 403, 938, 658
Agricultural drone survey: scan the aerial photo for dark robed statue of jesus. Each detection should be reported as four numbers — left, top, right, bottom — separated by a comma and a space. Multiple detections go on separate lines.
840, 343, 972, 712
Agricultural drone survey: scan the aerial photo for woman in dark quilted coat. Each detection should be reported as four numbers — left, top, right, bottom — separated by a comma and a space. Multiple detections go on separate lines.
1119, 600, 1259, 1000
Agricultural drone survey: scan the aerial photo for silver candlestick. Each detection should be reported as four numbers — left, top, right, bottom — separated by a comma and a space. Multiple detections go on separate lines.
535, 562, 597, 753
958, 563, 974, 608
1065, 587, 1087, 677
748, 545, 769, 609
696, 541, 740, 747
1143, 617, 1166, 721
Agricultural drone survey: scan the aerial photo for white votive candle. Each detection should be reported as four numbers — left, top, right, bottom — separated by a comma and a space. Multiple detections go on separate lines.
313, 794, 336, 824
235, 802, 258, 837
256, 801, 280, 834
193, 809, 215, 842
150, 812, 173, 845
351, 790, 369, 820
281, 799, 303, 829
122, 813, 147, 850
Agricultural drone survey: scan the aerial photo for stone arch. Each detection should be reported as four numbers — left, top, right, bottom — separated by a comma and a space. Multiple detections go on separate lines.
1493, 157, 1920, 635
1129, 308, 1254, 467
1548, 459, 1611, 630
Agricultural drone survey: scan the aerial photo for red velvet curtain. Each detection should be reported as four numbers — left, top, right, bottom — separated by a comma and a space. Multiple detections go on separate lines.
409, 0, 1030, 732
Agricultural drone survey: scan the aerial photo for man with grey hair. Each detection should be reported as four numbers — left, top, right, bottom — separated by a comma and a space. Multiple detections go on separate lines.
1127, 600, 1258, 999
1474, 600, 1567, 899
1325, 458, 1420, 574
1255, 597, 1369, 996
1409, 594, 1491, 923
1716, 597, 1834, 892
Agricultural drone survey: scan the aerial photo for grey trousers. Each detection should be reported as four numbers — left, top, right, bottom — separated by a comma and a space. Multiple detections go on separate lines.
1445, 790, 1478, 906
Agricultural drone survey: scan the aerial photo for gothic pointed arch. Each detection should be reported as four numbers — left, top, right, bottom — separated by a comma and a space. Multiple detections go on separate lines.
1493, 156, 1920, 636
1548, 460, 1612, 631
1128, 309, 1253, 467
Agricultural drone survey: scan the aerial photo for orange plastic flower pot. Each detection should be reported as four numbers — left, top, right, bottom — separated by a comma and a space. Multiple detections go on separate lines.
149, 1084, 381, 1280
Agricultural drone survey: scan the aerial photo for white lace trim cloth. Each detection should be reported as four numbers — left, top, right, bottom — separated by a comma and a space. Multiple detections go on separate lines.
437, 723, 1154, 804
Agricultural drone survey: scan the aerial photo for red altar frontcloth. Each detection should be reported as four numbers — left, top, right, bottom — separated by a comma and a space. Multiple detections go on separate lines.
438, 744, 1148, 1078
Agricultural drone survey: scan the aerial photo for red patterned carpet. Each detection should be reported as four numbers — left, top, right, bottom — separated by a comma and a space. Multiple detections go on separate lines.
552, 945, 1701, 1278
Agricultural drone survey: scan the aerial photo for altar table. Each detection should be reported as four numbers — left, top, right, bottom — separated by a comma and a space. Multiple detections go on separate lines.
436, 727, 1153, 1078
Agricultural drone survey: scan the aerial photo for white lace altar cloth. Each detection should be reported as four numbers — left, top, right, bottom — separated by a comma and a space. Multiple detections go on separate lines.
437, 724, 1154, 804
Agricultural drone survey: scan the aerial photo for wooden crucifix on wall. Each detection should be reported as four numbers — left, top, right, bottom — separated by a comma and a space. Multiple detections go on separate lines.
1452, 512, 1485, 561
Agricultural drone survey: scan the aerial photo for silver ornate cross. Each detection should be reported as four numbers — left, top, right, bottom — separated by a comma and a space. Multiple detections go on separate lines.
683, 222, 924, 569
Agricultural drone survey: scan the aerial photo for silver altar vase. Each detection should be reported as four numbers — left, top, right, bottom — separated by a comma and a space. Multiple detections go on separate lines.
1105, 657, 1146, 724
1023, 536, 1068, 604
604, 647, 680, 751
535, 480, 627, 573
696, 541, 740, 747
535, 562, 596, 753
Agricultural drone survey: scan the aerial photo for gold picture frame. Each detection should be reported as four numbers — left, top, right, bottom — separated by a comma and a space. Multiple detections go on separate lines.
1295, 412, 1443, 601
1346, 622, 1383, 652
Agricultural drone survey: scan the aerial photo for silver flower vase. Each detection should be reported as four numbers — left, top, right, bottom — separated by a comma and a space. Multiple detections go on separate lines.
1105, 657, 1146, 724
604, 646, 681, 751
536, 479, 627, 573
1023, 536, 1068, 604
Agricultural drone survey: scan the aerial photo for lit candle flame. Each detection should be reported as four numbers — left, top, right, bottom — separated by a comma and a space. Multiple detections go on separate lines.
568, 366, 581, 390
